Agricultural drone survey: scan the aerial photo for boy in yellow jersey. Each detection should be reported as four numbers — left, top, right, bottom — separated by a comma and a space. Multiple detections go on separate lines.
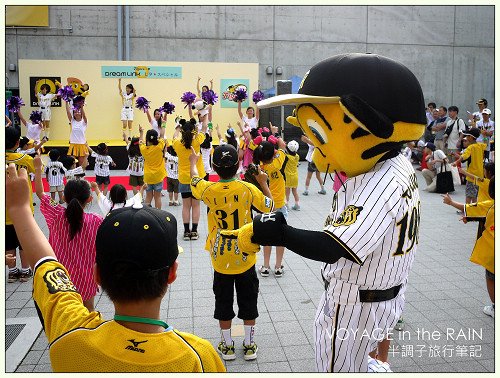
5, 126, 35, 283
6, 164, 225, 372
189, 144, 274, 361
253, 138, 288, 277
452, 128, 486, 203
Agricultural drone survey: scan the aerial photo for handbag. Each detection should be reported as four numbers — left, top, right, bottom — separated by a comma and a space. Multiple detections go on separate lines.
435, 162, 455, 193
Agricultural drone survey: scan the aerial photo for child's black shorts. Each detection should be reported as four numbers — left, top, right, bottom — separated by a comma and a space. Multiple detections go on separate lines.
95, 175, 110, 185
6, 224, 21, 251
213, 265, 259, 321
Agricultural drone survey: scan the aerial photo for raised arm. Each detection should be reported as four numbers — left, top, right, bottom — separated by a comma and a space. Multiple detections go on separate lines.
81, 106, 88, 124
18, 110, 27, 127
237, 100, 243, 119
139, 124, 144, 143
196, 76, 202, 98
209, 79, 213, 91
5, 115, 12, 127
65, 101, 72, 122
255, 105, 260, 121
172, 125, 181, 140
188, 105, 194, 119
146, 109, 152, 123
6, 164, 57, 269
34, 156, 45, 200
159, 112, 167, 139
215, 124, 223, 141
118, 78, 123, 96
237, 121, 251, 142
458, 167, 480, 181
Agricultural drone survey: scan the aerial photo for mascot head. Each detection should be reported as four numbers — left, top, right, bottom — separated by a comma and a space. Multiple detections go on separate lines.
258, 53, 426, 177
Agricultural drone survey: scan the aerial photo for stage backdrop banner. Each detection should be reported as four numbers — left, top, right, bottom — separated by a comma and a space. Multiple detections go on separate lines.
6, 6, 49, 27
19, 60, 259, 144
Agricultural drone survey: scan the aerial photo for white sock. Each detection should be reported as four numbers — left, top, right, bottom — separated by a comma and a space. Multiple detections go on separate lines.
305, 186, 309, 191
221, 328, 232, 345
244, 325, 255, 346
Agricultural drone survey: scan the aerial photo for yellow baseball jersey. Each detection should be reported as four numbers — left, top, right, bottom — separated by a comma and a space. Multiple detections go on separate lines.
173, 133, 206, 184
261, 149, 287, 208
469, 203, 494, 273
461, 143, 486, 182
6, 151, 35, 225
34, 259, 225, 372
475, 177, 492, 203
140, 139, 167, 184
284, 153, 299, 188
190, 177, 274, 274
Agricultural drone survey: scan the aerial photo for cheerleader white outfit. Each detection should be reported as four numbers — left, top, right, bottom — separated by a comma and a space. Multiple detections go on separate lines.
121, 92, 134, 121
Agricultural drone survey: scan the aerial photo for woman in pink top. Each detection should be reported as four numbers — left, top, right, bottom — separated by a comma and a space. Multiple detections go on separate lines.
34, 156, 102, 311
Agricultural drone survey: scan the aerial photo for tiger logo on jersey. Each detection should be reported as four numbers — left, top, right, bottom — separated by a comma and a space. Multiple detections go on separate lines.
333, 205, 363, 227
43, 268, 78, 294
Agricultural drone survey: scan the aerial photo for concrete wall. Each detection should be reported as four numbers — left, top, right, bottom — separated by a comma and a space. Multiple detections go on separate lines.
6, 5, 494, 116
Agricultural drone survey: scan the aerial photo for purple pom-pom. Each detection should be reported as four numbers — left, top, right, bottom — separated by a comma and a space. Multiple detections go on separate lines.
57, 85, 75, 102
135, 96, 151, 113
29, 110, 43, 124
160, 101, 175, 114
6, 96, 25, 113
233, 88, 248, 102
201, 90, 218, 105
180, 92, 196, 108
71, 95, 86, 110
252, 90, 264, 104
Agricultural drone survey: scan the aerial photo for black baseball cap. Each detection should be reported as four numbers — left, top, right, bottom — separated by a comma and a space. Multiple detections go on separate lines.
476, 98, 487, 105
212, 144, 238, 168
257, 53, 426, 125
95, 206, 181, 275
463, 128, 480, 139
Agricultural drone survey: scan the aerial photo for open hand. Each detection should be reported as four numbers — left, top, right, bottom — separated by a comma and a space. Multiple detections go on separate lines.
441, 193, 452, 205
90, 181, 98, 191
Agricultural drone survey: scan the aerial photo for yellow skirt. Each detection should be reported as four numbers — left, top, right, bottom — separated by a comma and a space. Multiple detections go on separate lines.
68, 143, 88, 157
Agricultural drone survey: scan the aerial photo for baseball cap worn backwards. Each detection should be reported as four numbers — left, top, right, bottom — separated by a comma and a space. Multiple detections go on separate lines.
462, 128, 480, 139
95, 206, 180, 275
212, 144, 239, 168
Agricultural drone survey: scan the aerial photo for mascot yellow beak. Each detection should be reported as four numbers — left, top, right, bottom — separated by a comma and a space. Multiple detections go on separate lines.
259, 53, 426, 177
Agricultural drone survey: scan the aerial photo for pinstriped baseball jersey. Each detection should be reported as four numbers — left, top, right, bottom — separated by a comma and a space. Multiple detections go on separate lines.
322, 154, 420, 299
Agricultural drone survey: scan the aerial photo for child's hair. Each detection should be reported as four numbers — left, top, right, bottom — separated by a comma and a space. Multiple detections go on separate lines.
249, 128, 260, 139
484, 162, 495, 178
125, 83, 134, 92
488, 176, 494, 200
166, 145, 177, 157
49, 148, 60, 161
96, 142, 108, 155
18, 137, 30, 150
258, 141, 276, 163
225, 129, 238, 150
202, 85, 209, 92
180, 118, 197, 149
128, 137, 142, 157
216, 164, 239, 180
40, 84, 50, 92
109, 184, 127, 209
60, 155, 77, 170
6, 126, 21, 149
200, 133, 212, 149
146, 129, 159, 146
64, 179, 91, 240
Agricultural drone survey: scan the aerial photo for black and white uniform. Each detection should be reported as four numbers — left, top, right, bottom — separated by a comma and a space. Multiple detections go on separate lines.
37, 93, 57, 121
45, 161, 66, 191
315, 154, 420, 372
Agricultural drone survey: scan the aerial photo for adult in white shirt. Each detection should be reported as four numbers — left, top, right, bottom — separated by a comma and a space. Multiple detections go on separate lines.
118, 78, 136, 140
421, 142, 449, 192
65, 100, 89, 170
443, 106, 466, 161
476, 108, 495, 161
468, 98, 488, 127
238, 99, 259, 130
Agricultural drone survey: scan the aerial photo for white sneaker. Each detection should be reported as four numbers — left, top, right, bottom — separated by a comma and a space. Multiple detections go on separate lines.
483, 305, 495, 318
367, 356, 392, 373
259, 266, 270, 277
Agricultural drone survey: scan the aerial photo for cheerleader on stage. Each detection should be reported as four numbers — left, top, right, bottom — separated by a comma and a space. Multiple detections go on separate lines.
118, 78, 136, 140
196, 76, 213, 122
35, 82, 58, 139
65, 100, 89, 171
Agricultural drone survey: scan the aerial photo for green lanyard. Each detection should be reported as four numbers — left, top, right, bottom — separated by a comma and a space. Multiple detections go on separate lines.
114, 314, 169, 329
